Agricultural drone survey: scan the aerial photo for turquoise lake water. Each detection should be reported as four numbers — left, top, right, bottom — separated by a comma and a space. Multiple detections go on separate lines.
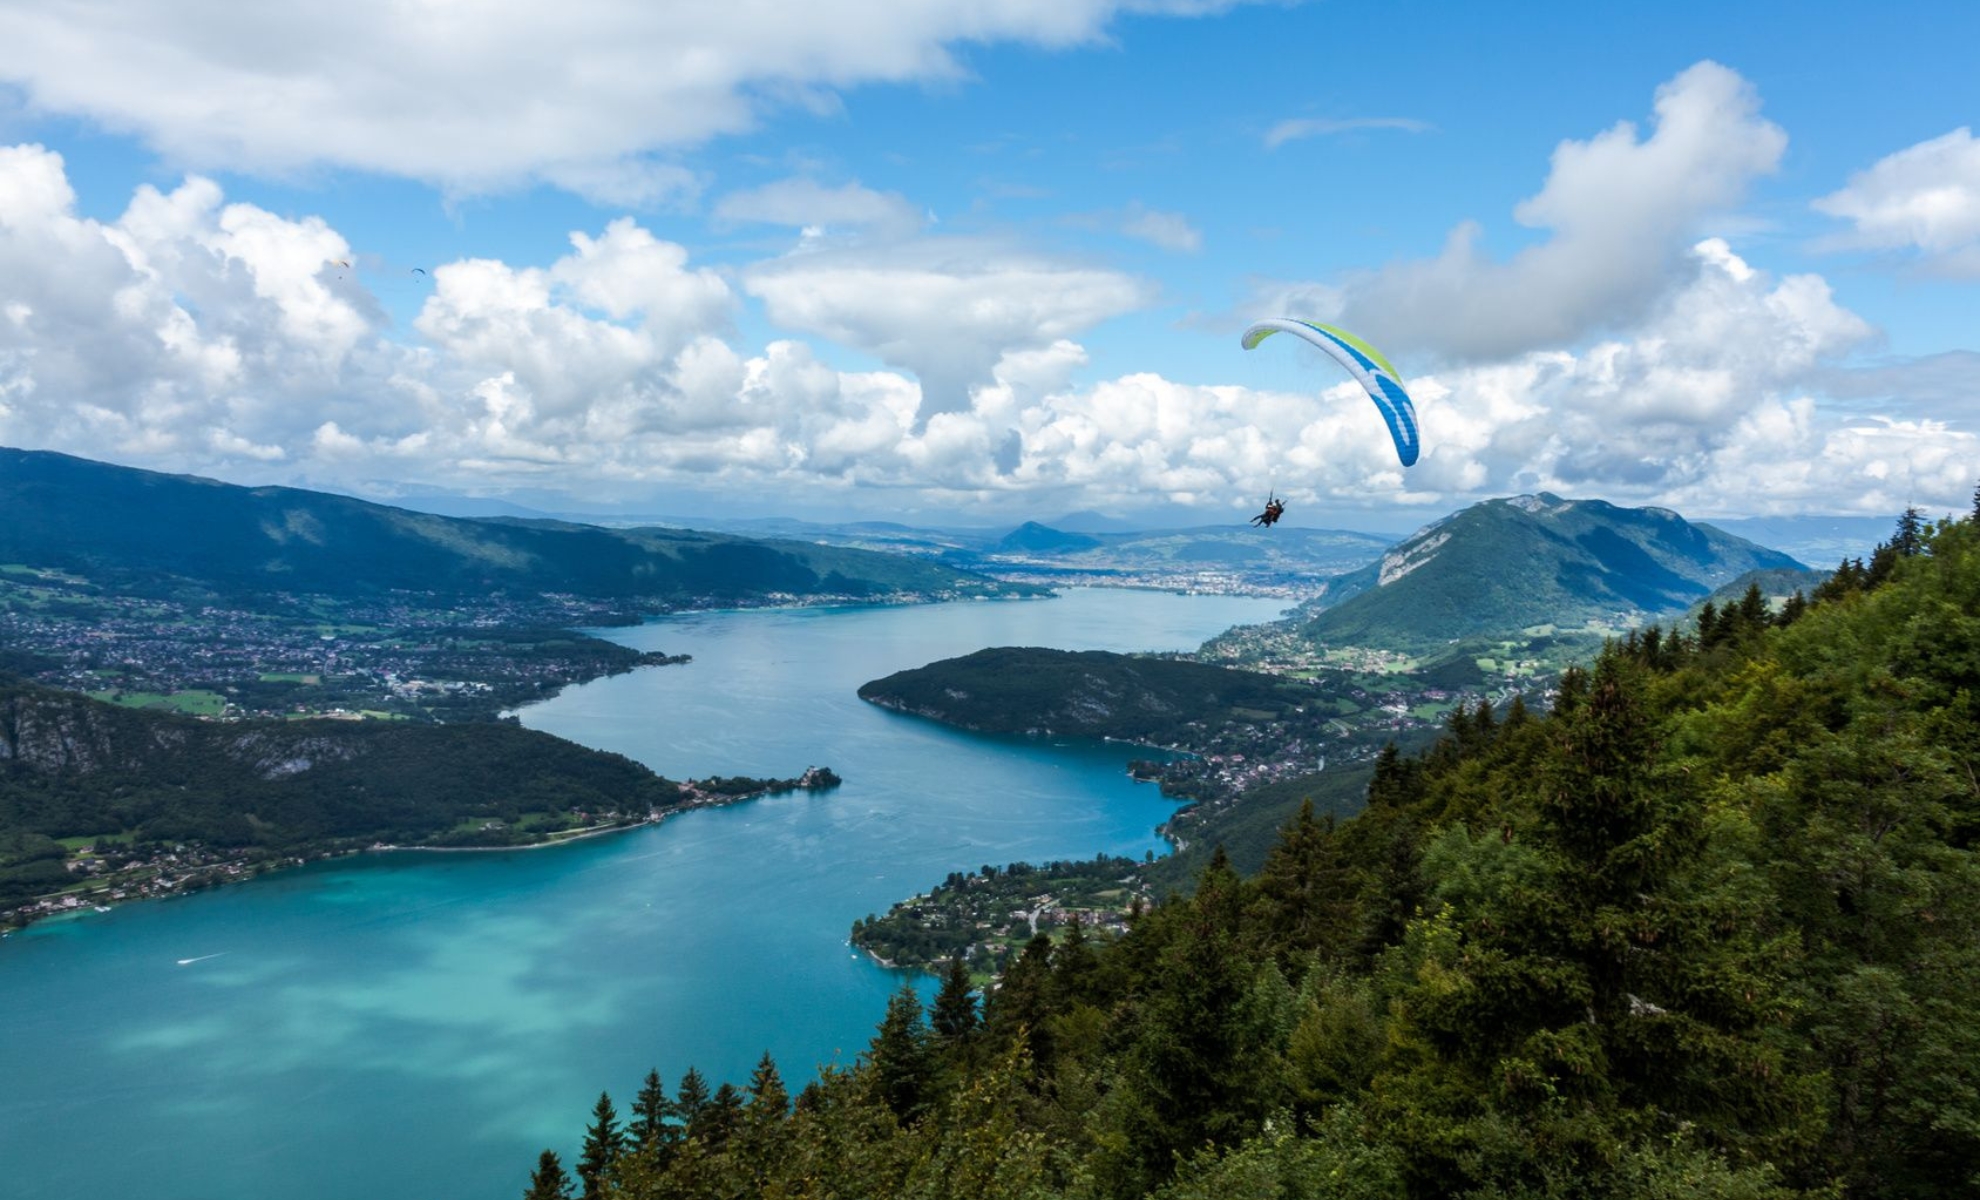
0, 588, 1286, 1200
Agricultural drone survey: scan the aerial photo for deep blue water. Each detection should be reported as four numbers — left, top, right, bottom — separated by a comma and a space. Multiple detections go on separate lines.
0, 589, 1285, 1200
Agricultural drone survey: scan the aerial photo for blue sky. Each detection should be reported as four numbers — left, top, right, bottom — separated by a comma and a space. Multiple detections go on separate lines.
0, 0, 1975, 531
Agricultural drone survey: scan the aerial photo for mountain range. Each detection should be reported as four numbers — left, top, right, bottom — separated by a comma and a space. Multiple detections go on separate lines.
0, 448, 1025, 606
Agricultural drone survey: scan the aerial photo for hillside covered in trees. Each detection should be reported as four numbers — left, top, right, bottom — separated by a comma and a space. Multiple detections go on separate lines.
858, 647, 1315, 743
0, 675, 684, 914
527, 505, 1980, 1200
0, 447, 1030, 608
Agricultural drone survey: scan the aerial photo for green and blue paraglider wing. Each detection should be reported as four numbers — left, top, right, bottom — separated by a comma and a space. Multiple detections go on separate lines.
1240, 318, 1420, 467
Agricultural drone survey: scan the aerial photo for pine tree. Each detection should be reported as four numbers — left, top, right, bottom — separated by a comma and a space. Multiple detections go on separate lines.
1696, 600, 1723, 649
985, 932, 1058, 1069
1552, 663, 1588, 715
746, 1052, 788, 1118
867, 982, 934, 1122
699, 1082, 745, 1147
733, 1053, 794, 1194
1366, 742, 1424, 808
930, 953, 979, 1044
1736, 581, 1769, 631
630, 1068, 675, 1149
1052, 911, 1101, 1007
673, 1067, 710, 1132
1253, 800, 1358, 961
523, 1150, 574, 1200
1112, 849, 1264, 1193
1894, 504, 1925, 556
1866, 539, 1901, 587
1539, 652, 1678, 917
575, 1092, 625, 1200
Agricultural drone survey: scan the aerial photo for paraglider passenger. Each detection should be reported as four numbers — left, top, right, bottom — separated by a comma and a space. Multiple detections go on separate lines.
1251, 496, 1286, 527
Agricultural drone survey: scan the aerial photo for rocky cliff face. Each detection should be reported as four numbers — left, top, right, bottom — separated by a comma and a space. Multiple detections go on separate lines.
0, 682, 363, 781
0, 687, 153, 774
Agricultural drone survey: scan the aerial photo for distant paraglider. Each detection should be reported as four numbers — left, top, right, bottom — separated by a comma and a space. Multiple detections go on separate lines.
1240, 318, 1420, 468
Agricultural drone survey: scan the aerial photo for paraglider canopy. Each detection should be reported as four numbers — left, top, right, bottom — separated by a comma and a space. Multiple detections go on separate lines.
1240, 318, 1420, 467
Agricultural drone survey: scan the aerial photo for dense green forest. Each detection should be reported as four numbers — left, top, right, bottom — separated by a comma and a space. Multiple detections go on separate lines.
0, 677, 683, 909
528, 505, 1980, 1199
858, 647, 1324, 743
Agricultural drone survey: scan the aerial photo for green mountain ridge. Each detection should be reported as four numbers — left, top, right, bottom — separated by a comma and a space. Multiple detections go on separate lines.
0, 447, 1028, 606
1297, 492, 1804, 651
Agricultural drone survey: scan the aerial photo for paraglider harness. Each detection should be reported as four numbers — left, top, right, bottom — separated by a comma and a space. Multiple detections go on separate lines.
1250, 494, 1286, 528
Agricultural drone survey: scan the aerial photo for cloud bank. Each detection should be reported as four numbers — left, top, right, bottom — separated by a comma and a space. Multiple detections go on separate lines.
0, 60, 1971, 525
0, 0, 1250, 200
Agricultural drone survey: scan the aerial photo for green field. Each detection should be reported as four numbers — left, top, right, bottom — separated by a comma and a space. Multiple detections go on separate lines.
57, 833, 133, 850
87, 689, 228, 716
0, 563, 89, 584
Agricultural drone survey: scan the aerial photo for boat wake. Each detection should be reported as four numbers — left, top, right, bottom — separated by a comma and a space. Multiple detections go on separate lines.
175, 953, 225, 966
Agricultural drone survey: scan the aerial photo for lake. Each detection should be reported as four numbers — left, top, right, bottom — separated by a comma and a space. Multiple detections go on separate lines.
0, 588, 1287, 1200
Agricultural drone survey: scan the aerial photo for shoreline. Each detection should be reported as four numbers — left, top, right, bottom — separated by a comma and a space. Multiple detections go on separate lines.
5, 775, 838, 933
366, 815, 660, 855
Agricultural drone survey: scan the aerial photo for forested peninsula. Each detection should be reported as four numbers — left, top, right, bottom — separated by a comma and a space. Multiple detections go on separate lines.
0, 675, 833, 927
857, 647, 1314, 743
532, 510, 1980, 1200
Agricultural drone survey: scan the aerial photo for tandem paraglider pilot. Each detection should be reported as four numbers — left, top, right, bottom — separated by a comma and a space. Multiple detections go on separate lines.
1250, 495, 1286, 528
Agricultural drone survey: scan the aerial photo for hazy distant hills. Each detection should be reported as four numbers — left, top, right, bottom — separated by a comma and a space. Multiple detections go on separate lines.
996, 521, 1104, 554
1297, 493, 1806, 651
1708, 514, 1905, 568
0, 448, 1026, 605
1698, 566, 1833, 610
984, 523, 1394, 577
630, 513, 1396, 586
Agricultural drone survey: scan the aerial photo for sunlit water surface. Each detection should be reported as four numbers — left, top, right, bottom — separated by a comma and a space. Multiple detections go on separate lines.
0, 588, 1285, 1200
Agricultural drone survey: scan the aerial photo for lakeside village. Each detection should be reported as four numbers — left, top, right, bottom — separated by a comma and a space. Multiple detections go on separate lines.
0, 570, 682, 721
852, 854, 1154, 981
4, 767, 842, 933
0, 565, 977, 723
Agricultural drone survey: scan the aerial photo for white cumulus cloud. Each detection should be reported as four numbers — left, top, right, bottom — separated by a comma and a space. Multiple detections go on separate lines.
743, 237, 1153, 419
1262, 61, 1788, 364
0, 0, 1251, 199
1813, 127, 1980, 276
